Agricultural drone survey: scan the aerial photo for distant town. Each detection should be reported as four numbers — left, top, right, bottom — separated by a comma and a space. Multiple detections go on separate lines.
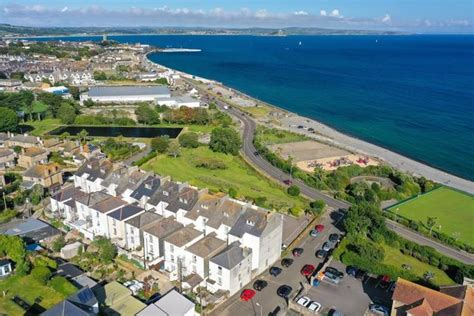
0, 35, 472, 316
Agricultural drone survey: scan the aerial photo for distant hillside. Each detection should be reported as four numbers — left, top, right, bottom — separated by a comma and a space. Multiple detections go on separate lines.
0, 24, 401, 37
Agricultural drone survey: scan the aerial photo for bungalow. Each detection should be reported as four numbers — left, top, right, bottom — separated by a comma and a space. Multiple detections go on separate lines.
22, 163, 63, 190
124, 212, 162, 251
74, 159, 113, 193
0, 259, 12, 278
0, 218, 60, 243
142, 218, 183, 268
0, 148, 16, 170
163, 225, 203, 280
17, 147, 48, 169
208, 242, 253, 296
106, 204, 145, 247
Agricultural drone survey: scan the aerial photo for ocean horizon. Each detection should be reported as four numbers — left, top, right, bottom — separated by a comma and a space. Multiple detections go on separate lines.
34, 35, 474, 181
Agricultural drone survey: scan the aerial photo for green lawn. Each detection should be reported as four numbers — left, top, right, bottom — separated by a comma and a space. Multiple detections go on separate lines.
142, 146, 308, 211
381, 244, 455, 286
0, 274, 77, 315
388, 187, 474, 246
256, 126, 309, 146
25, 119, 62, 136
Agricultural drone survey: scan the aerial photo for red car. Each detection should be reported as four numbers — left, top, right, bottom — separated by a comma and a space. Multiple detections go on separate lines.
301, 264, 316, 277
240, 289, 256, 301
315, 224, 325, 233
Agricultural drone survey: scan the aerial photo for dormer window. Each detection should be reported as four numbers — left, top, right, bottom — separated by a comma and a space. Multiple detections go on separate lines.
201, 204, 209, 210
145, 183, 152, 190
246, 219, 255, 226
163, 191, 169, 196
100, 168, 105, 174
179, 197, 188, 204
223, 212, 229, 218
87, 164, 92, 169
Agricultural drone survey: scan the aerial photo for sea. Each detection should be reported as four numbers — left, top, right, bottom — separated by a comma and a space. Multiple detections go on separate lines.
33, 35, 474, 181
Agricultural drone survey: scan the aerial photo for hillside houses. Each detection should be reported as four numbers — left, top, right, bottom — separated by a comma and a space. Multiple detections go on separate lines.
50, 158, 284, 296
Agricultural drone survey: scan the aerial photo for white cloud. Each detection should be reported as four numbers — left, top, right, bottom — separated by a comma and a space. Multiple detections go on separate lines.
330, 9, 342, 18
61, 7, 68, 13
255, 9, 268, 19
382, 14, 391, 23
294, 11, 308, 16
320, 10, 327, 17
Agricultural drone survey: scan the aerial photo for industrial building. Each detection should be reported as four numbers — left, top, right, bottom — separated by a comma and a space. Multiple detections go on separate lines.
81, 86, 171, 103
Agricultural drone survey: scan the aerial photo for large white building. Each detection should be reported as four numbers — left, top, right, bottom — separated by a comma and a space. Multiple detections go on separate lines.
155, 95, 201, 108
81, 86, 171, 103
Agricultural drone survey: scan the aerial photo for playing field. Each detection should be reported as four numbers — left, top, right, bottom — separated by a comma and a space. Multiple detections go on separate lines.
388, 186, 474, 246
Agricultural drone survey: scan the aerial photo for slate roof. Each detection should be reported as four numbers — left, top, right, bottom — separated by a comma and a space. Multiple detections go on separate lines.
41, 287, 98, 316
228, 207, 268, 238
0, 218, 60, 242
88, 85, 170, 97
206, 199, 245, 229
148, 181, 180, 206
22, 146, 47, 157
210, 242, 251, 270
23, 163, 61, 179
164, 225, 202, 248
142, 218, 183, 239
91, 196, 128, 214
75, 158, 113, 182
153, 289, 195, 316
108, 204, 144, 221
166, 187, 199, 213
55, 263, 84, 279
186, 232, 226, 259
76, 191, 112, 207
0, 148, 14, 158
51, 186, 86, 202
185, 193, 226, 221
130, 176, 161, 201
9, 134, 40, 144
125, 212, 162, 229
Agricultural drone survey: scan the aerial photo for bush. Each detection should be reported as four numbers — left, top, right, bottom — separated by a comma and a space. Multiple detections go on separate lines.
178, 132, 199, 148
31, 266, 52, 285
151, 136, 170, 153
209, 127, 241, 155
194, 157, 227, 170
289, 206, 303, 217
34, 255, 58, 269
228, 187, 237, 198
133, 151, 157, 166
49, 276, 77, 295
287, 185, 300, 196
93, 237, 117, 264
308, 200, 325, 215
52, 235, 66, 252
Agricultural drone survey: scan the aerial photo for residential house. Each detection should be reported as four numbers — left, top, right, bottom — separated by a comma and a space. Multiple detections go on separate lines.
6, 134, 42, 149
124, 212, 162, 251
72, 191, 114, 239
0, 133, 9, 148
137, 289, 195, 316
142, 218, 183, 268
17, 147, 48, 169
106, 204, 145, 248
93, 281, 146, 316
0, 148, 15, 169
163, 225, 203, 280
88, 195, 128, 238
129, 175, 162, 207
0, 259, 12, 278
181, 192, 226, 233
391, 278, 468, 316
228, 207, 283, 274
74, 159, 113, 193
207, 241, 253, 296
50, 185, 86, 221
164, 186, 200, 222
22, 163, 63, 190
183, 232, 227, 284
0, 218, 60, 243
146, 180, 181, 215
41, 287, 99, 316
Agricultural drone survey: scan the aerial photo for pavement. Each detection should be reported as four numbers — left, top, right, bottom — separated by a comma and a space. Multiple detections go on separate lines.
209, 209, 391, 316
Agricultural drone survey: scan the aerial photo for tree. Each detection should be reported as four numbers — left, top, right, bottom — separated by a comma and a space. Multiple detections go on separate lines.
59, 132, 70, 140
178, 132, 199, 148
427, 216, 438, 235
0, 107, 18, 132
287, 185, 300, 196
151, 136, 170, 153
93, 237, 117, 264
31, 266, 52, 285
209, 127, 241, 155
78, 129, 89, 143
67, 86, 80, 100
52, 236, 66, 252
308, 200, 326, 215
57, 103, 77, 124
135, 103, 160, 125
83, 99, 95, 108
93, 71, 107, 81
168, 142, 181, 158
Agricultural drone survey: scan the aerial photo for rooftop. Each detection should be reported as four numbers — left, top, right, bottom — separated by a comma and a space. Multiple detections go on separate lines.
23, 163, 61, 179
130, 176, 161, 201
51, 186, 86, 202
108, 204, 144, 221
22, 146, 47, 157
76, 191, 113, 207
88, 85, 170, 97
0, 148, 14, 158
125, 211, 162, 229
9, 134, 40, 144
186, 232, 226, 259
76, 158, 113, 182
210, 241, 251, 270
91, 196, 128, 214
94, 281, 146, 316
228, 206, 269, 238
142, 217, 183, 238
164, 225, 202, 247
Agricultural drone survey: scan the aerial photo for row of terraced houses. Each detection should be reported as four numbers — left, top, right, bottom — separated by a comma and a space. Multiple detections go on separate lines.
50, 158, 283, 297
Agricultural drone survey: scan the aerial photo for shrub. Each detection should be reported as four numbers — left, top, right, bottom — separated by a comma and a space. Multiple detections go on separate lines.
49, 276, 77, 295
34, 255, 58, 269
228, 187, 237, 198
52, 235, 66, 252
194, 157, 227, 170
151, 136, 170, 153
209, 127, 241, 155
287, 185, 300, 196
31, 266, 52, 285
178, 132, 199, 148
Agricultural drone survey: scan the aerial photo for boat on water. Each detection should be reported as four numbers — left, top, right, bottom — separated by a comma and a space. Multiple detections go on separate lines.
161, 48, 202, 53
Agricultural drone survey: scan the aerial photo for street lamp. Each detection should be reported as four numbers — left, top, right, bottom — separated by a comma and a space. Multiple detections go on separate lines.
255, 302, 262, 316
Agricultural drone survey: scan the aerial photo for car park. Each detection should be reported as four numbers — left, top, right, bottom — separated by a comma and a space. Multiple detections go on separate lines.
240, 289, 256, 302
270, 266, 282, 277
369, 303, 390, 316
307, 301, 322, 313
253, 279, 268, 291
281, 258, 294, 267
315, 249, 328, 259
296, 296, 311, 307
292, 248, 304, 257
277, 285, 293, 299
315, 224, 325, 232
301, 264, 316, 277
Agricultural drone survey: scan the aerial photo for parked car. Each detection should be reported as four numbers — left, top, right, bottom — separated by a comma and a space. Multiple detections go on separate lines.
315, 249, 328, 259
281, 258, 294, 268
253, 279, 268, 291
325, 267, 344, 278
240, 289, 256, 302
328, 309, 344, 316
346, 266, 359, 277
309, 229, 319, 237
292, 248, 304, 257
146, 292, 162, 304
296, 296, 311, 307
283, 179, 293, 186
301, 264, 315, 277
315, 224, 325, 232
269, 306, 281, 316
277, 285, 293, 299
329, 233, 340, 243
355, 269, 368, 280
323, 271, 342, 284
270, 266, 283, 277
308, 301, 322, 313
322, 242, 333, 252
369, 304, 389, 316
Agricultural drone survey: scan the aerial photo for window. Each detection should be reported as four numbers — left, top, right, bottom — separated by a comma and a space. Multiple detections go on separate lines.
217, 277, 222, 285
113, 219, 117, 227
218, 266, 222, 275
193, 265, 196, 273
170, 245, 174, 253
238, 273, 241, 281
192, 255, 197, 263
170, 255, 175, 263
130, 236, 134, 244
149, 235, 153, 243
113, 228, 117, 235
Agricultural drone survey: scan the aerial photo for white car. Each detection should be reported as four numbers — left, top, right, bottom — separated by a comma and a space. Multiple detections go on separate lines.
308, 301, 322, 313
296, 296, 311, 307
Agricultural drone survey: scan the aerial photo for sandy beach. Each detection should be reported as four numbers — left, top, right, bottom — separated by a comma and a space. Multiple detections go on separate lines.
148, 60, 474, 195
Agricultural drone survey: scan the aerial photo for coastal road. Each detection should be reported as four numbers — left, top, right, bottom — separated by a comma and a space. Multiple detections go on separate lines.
196, 83, 474, 264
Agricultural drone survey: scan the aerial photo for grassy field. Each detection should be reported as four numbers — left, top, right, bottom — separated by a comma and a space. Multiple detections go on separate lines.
142, 146, 308, 211
381, 244, 455, 286
256, 126, 309, 146
388, 187, 474, 246
0, 274, 77, 315
24, 119, 62, 136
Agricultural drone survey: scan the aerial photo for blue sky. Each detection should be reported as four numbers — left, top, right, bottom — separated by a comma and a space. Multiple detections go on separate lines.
1, 1, 473, 32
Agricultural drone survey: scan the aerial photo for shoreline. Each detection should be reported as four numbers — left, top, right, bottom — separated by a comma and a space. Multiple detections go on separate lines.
146, 55, 474, 194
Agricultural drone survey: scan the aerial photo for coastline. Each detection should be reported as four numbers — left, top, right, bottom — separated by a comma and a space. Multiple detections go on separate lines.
153, 55, 473, 194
